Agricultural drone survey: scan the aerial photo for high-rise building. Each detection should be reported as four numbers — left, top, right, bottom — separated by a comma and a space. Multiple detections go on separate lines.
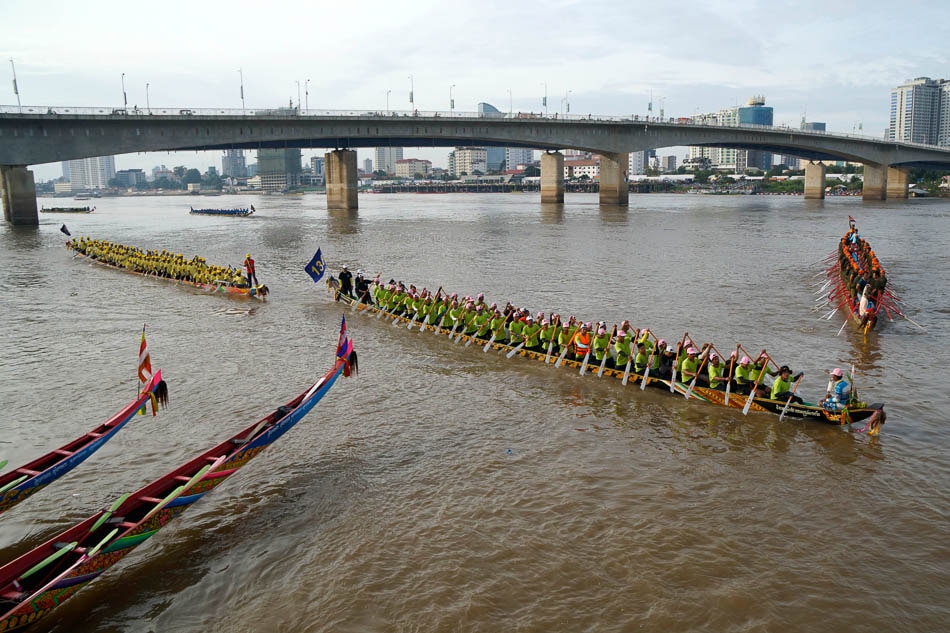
374, 147, 404, 175
257, 148, 302, 192
115, 169, 146, 188
448, 147, 487, 176
688, 98, 776, 171
311, 156, 326, 182
395, 158, 432, 179
738, 96, 774, 171
221, 149, 247, 178
888, 77, 947, 145
362, 158, 372, 175
67, 156, 116, 189
506, 148, 534, 170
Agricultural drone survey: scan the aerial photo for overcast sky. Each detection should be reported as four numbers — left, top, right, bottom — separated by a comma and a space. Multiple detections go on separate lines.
4, 0, 949, 181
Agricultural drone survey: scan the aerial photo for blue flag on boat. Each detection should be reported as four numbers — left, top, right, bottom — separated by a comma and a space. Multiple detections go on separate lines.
305, 248, 326, 283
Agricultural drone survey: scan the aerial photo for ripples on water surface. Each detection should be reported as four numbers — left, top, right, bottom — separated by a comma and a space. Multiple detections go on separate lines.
1, 193, 948, 632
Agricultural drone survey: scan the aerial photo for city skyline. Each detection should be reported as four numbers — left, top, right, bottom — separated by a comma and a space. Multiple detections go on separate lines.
4, 0, 949, 180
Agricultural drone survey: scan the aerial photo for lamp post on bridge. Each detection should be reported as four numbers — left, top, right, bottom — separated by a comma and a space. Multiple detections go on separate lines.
305, 78, 310, 112
562, 90, 571, 115
409, 75, 414, 110
541, 82, 547, 117
238, 68, 245, 114
295, 80, 301, 113
507, 88, 512, 116
386, 89, 391, 113
450, 84, 455, 113
121, 72, 127, 111
146, 82, 150, 114
9, 59, 22, 113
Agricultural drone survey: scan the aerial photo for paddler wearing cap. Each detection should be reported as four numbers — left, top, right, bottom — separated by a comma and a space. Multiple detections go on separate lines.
820, 367, 851, 410
354, 269, 372, 304
338, 264, 353, 298
243, 253, 258, 287
707, 352, 730, 390
679, 345, 705, 385
770, 365, 804, 403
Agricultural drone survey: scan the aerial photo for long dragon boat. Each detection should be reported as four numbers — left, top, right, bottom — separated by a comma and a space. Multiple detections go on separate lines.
820, 216, 895, 335
329, 278, 885, 434
0, 321, 356, 631
0, 371, 168, 517
189, 205, 255, 217
40, 206, 94, 214
67, 239, 268, 301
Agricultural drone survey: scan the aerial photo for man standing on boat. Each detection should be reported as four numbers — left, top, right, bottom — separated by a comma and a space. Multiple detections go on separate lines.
244, 254, 258, 287
338, 265, 354, 299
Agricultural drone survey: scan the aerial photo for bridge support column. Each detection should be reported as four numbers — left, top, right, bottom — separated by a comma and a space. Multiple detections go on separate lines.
541, 151, 564, 203
863, 164, 887, 201
886, 166, 909, 199
325, 149, 358, 211
1, 166, 39, 225
804, 161, 827, 199
599, 152, 629, 205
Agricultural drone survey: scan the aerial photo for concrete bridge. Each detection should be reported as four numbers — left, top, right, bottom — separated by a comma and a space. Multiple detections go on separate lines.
3, 105, 950, 224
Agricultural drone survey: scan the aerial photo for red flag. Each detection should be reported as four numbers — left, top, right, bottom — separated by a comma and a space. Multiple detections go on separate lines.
138, 324, 152, 384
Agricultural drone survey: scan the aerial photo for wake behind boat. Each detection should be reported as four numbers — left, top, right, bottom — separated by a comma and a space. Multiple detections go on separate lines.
189, 204, 255, 217
328, 276, 885, 434
67, 237, 268, 301
0, 371, 168, 516
0, 319, 356, 631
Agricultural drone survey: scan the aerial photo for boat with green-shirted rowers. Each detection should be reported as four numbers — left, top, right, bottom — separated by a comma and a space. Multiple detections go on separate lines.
328, 276, 885, 434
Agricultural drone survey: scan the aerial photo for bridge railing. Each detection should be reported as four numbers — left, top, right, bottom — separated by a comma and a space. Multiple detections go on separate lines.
2, 103, 940, 149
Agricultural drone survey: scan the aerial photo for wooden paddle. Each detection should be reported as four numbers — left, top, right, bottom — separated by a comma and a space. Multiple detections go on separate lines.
554, 318, 578, 368
742, 351, 770, 415
579, 326, 594, 376
684, 343, 711, 400
434, 292, 452, 333
543, 315, 561, 364
670, 332, 689, 393
622, 328, 641, 386
778, 374, 805, 421
724, 343, 741, 405
484, 309, 513, 352
597, 325, 617, 377
447, 304, 462, 339
640, 330, 657, 391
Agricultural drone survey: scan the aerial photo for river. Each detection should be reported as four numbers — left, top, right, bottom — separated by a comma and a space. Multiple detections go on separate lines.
1, 191, 947, 632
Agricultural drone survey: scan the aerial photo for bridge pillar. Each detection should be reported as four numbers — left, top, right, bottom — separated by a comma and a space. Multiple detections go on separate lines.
325, 149, 358, 211
541, 151, 564, 203
804, 162, 827, 199
1, 166, 39, 225
599, 152, 629, 206
886, 166, 910, 199
863, 164, 887, 201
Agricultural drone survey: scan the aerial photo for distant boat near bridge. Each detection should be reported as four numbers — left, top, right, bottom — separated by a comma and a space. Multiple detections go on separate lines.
40, 206, 94, 214
189, 205, 255, 217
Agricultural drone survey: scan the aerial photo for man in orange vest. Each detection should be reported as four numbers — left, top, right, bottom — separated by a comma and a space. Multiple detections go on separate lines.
243, 253, 258, 287
572, 322, 592, 361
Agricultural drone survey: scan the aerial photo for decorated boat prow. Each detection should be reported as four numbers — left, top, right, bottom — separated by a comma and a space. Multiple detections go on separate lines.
0, 371, 168, 517
0, 318, 356, 632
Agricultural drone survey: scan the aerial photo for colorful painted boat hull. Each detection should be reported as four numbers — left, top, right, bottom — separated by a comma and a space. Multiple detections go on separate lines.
0, 347, 352, 631
0, 370, 167, 516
